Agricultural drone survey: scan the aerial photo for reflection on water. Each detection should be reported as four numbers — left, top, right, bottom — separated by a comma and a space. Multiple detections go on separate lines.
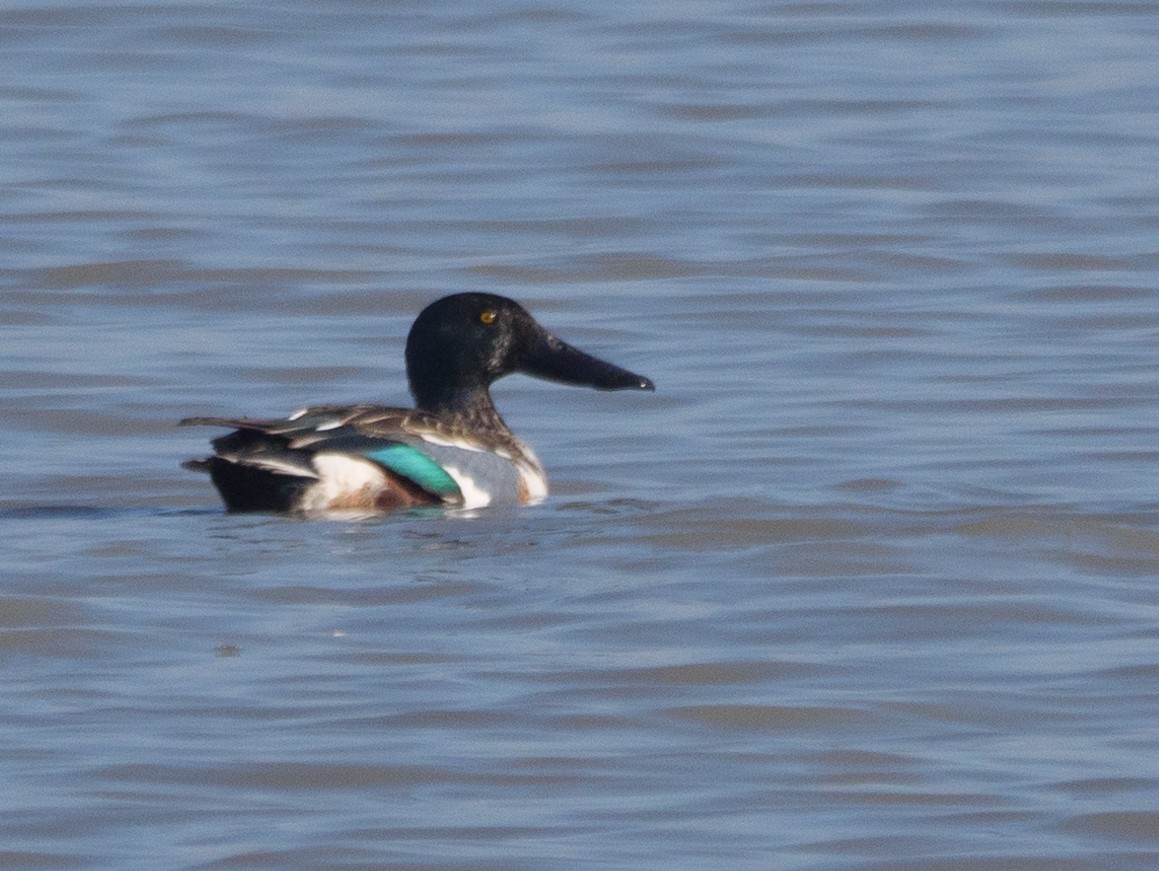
2, 1, 1159, 868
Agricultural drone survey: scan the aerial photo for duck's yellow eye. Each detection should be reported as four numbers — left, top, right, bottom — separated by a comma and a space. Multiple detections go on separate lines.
479, 309, 497, 325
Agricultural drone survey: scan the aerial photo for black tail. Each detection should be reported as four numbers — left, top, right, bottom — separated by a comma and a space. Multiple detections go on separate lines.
190, 457, 312, 513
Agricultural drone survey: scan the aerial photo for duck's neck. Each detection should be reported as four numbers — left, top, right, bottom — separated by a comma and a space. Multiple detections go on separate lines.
414, 384, 512, 433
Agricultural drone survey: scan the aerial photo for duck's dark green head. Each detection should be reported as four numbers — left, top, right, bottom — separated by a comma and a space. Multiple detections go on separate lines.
404, 293, 654, 413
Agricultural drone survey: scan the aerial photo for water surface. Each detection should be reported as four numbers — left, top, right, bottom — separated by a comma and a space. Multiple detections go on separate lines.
2, 2, 1159, 869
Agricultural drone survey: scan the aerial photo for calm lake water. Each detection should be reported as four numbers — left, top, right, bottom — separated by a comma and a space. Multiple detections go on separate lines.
3, 2, 1159, 869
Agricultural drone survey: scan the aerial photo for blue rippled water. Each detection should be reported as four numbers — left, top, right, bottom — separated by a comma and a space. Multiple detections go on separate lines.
2, 2, 1158, 869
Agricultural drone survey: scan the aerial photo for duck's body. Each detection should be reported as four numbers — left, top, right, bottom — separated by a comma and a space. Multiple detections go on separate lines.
182, 403, 547, 513
182, 293, 653, 514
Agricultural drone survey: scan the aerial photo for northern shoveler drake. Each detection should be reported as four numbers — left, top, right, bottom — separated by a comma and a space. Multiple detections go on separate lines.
181, 292, 654, 514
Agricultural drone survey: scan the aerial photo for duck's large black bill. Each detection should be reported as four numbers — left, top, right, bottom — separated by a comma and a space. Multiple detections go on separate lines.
518, 330, 654, 391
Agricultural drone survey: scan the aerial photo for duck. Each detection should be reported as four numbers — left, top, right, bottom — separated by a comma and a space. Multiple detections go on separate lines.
181, 292, 654, 513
